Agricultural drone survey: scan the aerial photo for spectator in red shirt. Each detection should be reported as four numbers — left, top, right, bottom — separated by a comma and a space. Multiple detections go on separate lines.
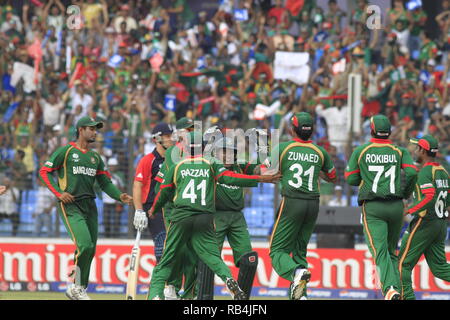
267, 0, 290, 25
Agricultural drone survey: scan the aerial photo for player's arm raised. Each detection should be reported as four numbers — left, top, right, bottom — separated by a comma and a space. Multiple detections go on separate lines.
214, 162, 280, 186
345, 146, 362, 186
400, 147, 419, 199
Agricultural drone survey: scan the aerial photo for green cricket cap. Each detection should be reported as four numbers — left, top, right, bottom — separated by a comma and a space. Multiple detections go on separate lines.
76, 116, 103, 129
291, 112, 313, 129
410, 134, 439, 153
370, 115, 391, 134
176, 117, 194, 130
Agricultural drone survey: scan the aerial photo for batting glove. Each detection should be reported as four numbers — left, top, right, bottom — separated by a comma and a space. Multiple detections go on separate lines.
134, 210, 148, 231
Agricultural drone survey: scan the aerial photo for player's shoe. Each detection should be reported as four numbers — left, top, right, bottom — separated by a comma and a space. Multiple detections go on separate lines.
385, 287, 401, 300
65, 284, 91, 300
290, 269, 311, 300
226, 278, 247, 300
164, 285, 179, 300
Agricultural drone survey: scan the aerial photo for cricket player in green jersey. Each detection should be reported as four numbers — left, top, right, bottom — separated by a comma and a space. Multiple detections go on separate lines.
268, 112, 337, 300
345, 114, 418, 300
197, 136, 270, 300
147, 132, 278, 300
39, 116, 133, 300
398, 134, 450, 300
153, 117, 199, 300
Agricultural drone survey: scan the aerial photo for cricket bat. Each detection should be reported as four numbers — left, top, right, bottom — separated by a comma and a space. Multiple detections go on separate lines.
126, 229, 141, 300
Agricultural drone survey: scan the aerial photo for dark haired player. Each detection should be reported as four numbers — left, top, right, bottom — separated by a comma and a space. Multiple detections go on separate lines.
268, 112, 337, 300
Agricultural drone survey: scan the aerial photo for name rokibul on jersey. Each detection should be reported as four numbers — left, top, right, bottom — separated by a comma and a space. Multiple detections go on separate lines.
365, 154, 398, 163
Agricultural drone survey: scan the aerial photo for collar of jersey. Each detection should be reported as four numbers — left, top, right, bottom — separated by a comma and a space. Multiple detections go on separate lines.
187, 154, 203, 159
370, 138, 392, 144
70, 142, 89, 154
293, 138, 312, 143
423, 162, 440, 167
153, 148, 164, 159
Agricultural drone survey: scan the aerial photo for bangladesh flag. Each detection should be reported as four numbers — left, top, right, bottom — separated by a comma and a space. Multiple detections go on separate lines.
179, 69, 225, 89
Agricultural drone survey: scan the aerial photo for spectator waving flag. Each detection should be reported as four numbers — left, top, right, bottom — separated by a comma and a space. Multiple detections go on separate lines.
108, 54, 124, 68
286, 0, 305, 17
164, 94, 176, 111
274, 51, 310, 85
3, 102, 20, 123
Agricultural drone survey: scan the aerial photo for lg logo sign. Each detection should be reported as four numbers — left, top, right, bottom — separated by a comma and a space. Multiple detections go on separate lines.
366, 5, 382, 30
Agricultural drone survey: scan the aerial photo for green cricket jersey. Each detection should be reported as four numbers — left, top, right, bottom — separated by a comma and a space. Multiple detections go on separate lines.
151, 156, 259, 222
345, 138, 418, 205
39, 142, 122, 201
215, 162, 259, 212
407, 162, 450, 221
154, 143, 184, 221
269, 138, 336, 200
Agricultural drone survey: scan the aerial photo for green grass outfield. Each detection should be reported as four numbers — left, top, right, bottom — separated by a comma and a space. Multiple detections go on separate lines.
0, 292, 286, 300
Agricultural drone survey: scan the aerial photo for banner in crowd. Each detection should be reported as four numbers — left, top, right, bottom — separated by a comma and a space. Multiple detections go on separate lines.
0, 239, 449, 299
273, 51, 310, 86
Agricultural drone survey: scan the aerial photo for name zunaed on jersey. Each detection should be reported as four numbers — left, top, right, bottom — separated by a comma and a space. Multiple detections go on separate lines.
287, 152, 319, 163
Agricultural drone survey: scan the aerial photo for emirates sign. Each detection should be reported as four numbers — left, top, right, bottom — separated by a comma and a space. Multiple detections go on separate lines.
0, 238, 449, 294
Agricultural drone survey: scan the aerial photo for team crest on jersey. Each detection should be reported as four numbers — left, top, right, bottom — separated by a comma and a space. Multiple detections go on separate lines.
72, 153, 80, 162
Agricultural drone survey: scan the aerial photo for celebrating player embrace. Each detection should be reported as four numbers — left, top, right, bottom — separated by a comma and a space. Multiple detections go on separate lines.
146, 131, 280, 300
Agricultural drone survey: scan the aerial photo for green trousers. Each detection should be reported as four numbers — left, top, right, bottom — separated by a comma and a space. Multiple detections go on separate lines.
58, 199, 98, 288
269, 197, 319, 283
215, 210, 253, 266
398, 217, 450, 300
163, 205, 198, 299
362, 200, 403, 296
147, 213, 232, 300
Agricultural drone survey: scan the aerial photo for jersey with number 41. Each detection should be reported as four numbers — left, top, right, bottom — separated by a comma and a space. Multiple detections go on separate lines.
345, 138, 418, 205
407, 162, 450, 221
270, 138, 336, 200
151, 156, 259, 221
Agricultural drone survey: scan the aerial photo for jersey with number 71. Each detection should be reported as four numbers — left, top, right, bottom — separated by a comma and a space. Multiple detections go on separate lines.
345, 138, 418, 205
150, 156, 260, 222
406, 162, 450, 220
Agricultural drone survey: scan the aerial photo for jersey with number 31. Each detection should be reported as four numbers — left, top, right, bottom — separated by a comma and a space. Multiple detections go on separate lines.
273, 139, 335, 200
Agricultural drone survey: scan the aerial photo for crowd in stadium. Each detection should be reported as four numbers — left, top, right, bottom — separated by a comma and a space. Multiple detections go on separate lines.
0, 0, 450, 236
